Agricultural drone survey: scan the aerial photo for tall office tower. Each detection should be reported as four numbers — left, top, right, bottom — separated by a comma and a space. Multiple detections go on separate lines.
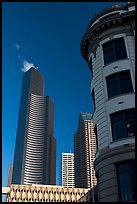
7, 164, 13, 187
80, 2, 135, 202
12, 67, 56, 185
74, 113, 97, 189
62, 153, 75, 188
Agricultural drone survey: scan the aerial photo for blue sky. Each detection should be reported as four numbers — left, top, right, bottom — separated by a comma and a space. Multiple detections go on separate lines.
2, 2, 128, 189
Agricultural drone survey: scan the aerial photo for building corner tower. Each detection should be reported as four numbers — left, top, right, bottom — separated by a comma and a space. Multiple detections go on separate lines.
12, 67, 56, 185
80, 2, 135, 202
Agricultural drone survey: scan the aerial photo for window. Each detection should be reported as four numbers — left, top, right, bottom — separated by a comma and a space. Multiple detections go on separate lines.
88, 57, 93, 77
103, 37, 127, 65
116, 160, 135, 202
106, 71, 133, 98
94, 125, 98, 151
110, 109, 135, 141
92, 89, 96, 110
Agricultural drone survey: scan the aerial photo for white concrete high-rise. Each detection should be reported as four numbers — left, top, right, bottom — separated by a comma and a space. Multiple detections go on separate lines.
62, 153, 75, 188
74, 113, 97, 189
80, 2, 135, 202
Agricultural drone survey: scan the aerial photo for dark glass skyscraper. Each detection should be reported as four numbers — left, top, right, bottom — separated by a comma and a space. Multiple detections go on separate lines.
12, 67, 56, 185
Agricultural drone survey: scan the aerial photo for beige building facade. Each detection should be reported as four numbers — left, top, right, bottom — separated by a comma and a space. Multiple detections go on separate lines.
74, 113, 97, 189
5, 184, 89, 202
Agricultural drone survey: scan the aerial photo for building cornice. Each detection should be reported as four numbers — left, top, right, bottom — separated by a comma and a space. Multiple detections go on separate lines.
81, 7, 135, 62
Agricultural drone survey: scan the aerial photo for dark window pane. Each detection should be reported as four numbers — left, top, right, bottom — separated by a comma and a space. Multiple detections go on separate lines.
115, 38, 127, 60
106, 71, 133, 99
107, 79, 120, 98
121, 187, 133, 201
103, 42, 114, 64
116, 46, 127, 60
116, 160, 135, 202
104, 49, 114, 64
92, 89, 96, 110
89, 58, 93, 77
126, 119, 135, 137
125, 109, 135, 119
119, 173, 131, 187
111, 111, 122, 123
118, 163, 129, 174
112, 120, 126, 140
125, 110, 135, 137
111, 109, 135, 140
103, 38, 127, 65
94, 125, 98, 150
120, 73, 133, 94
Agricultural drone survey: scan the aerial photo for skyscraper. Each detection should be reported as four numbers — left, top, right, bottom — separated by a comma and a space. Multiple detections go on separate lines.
62, 153, 75, 188
12, 67, 56, 185
7, 164, 13, 187
80, 2, 135, 202
74, 113, 97, 189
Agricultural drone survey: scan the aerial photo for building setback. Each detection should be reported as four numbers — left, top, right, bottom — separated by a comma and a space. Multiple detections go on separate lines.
12, 67, 56, 185
62, 153, 75, 188
74, 113, 97, 189
80, 2, 135, 202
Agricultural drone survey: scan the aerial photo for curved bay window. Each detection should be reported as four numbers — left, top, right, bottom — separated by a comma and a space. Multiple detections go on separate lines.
103, 37, 127, 65
110, 109, 135, 141
116, 160, 135, 202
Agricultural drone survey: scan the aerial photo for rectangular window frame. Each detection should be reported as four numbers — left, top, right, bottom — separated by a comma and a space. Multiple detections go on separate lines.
94, 125, 98, 151
92, 89, 96, 111
110, 109, 135, 141
106, 70, 133, 99
103, 37, 127, 65
116, 160, 135, 202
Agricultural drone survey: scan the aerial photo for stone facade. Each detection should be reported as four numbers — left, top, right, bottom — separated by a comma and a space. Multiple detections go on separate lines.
81, 2, 135, 202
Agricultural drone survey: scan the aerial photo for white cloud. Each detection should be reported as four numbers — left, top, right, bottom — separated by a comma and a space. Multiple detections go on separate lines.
15, 43, 21, 50
15, 47, 38, 72
21, 60, 35, 72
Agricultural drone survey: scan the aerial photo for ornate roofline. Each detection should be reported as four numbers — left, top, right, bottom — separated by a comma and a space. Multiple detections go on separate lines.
80, 2, 135, 62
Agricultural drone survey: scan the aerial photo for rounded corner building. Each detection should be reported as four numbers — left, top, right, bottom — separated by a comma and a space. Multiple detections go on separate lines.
80, 2, 135, 202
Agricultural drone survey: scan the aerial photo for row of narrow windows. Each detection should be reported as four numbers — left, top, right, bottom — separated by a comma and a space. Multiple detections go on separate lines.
11, 197, 80, 202
12, 189, 85, 195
